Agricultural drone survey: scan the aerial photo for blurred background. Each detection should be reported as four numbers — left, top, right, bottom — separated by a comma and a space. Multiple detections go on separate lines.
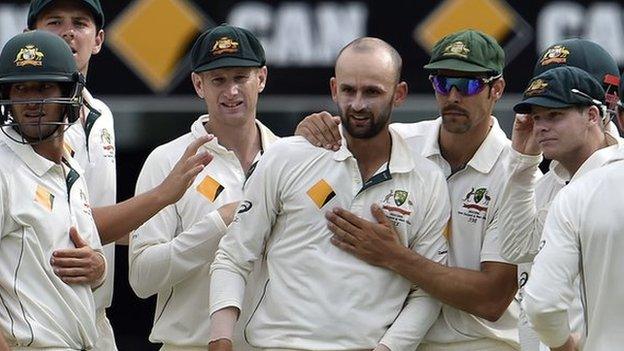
1, 0, 623, 349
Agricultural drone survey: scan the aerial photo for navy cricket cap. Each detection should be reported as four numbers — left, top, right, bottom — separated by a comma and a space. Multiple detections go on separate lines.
191, 24, 266, 73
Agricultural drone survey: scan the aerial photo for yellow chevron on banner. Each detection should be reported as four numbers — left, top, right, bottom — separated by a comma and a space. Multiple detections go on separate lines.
416, 0, 516, 51
108, 0, 206, 92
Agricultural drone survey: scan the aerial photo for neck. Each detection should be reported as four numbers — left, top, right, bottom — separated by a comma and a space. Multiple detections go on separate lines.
439, 115, 492, 172
345, 126, 392, 182
32, 135, 64, 164
206, 117, 261, 174
560, 131, 610, 177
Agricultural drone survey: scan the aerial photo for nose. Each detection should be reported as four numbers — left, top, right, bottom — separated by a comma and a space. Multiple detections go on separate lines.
447, 86, 462, 103
223, 82, 239, 99
350, 92, 368, 112
61, 24, 75, 41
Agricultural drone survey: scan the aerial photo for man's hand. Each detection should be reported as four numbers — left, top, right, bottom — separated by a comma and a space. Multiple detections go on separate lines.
157, 135, 215, 205
51, 227, 105, 286
218, 201, 240, 227
294, 111, 342, 150
326, 204, 406, 267
209, 339, 233, 351
512, 114, 541, 155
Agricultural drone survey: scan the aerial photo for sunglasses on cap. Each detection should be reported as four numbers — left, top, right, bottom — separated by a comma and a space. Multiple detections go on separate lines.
429, 74, 502, 97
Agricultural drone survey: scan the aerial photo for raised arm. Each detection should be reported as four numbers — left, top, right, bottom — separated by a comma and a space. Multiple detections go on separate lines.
93, 135, 213, 245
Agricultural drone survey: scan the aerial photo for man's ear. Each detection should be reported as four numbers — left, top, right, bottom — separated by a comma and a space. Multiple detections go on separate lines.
92, 29, 105, 55
191, 72, 204, 98
491, 77, 506, 101
393, 81, 408, 107
257, 66, 268, 93
330, 77, 338, 103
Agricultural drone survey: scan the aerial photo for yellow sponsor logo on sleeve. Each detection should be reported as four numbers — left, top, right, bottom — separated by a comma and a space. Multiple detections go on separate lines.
196, 175, 224, 202
307, 179, 336, 209
34, 185, 54, 211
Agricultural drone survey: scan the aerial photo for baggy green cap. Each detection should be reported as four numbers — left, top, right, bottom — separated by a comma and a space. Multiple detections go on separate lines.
514, 66, 605, 114
191, 24, 266, 73
0, 30, 78, 84
424, 29, 505, 75
27, 0, 105, 29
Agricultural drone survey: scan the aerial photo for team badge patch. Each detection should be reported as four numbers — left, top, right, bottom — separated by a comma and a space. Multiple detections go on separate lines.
14, 45, 44, 67
524, 79, 548, 96
307, 179, 336, 209
100, 128, 115, 158
196, 176, 224, 202
393, 190, 408, 207
381, 189, 414, 226
539, 45, 570, 66
212, 37, 239, 55
459, 187, 491, 223
34, 185, 54, 211
442, 41, 470, 58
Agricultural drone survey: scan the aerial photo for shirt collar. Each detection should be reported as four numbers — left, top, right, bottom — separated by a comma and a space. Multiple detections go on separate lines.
190, 114, 277, 154
332, 126, 415, 174
1, 128, 80, 176
423, 116, 509, 174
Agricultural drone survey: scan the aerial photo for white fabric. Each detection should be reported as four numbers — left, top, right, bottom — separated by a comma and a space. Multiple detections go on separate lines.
499, 132, 624, 350
129, 115, 278, 348
210, 129, 450, 351
389, 118, 520, 349
64, 89, 117, 350
524, 159, 624, 350
0, 128, 103, 349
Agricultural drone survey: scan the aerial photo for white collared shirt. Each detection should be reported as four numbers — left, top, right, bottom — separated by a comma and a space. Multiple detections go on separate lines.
64, 88, 117, 312
210, 128, 450, 351
0, 128, 102, 349
389, 117, 520, 349
524, 159, 624, 350
129, 115, 278, 348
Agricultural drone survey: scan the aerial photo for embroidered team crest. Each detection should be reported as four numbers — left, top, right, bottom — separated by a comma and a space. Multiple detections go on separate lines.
34, 185, 54, 211
79, 189, 92, 215
462, 187, 491, 212
212, 37, 239, 55
101, 128, 114, 152
442, 41, 470, 58
14, 45, 44, 67
393, 190, 408, 207
307, 179, 336, 209
524, 79, 548, 96
381, 190, 413, 227
540, 45, 570, 66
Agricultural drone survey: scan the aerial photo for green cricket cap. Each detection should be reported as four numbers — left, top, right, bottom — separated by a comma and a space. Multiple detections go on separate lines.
424, 29, 505, 75
514, 66, 605, 114
191, 24, 266, 73
27, 0, 105, 29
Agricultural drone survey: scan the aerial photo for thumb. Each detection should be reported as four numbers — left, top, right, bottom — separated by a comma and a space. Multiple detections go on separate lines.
331, 116, 341, 125
371, 204, 391, 227
69, 227, 87, 248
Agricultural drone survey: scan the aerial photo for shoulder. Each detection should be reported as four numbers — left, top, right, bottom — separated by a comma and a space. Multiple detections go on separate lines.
390, 119, 439, 138
262, 136, 327, 161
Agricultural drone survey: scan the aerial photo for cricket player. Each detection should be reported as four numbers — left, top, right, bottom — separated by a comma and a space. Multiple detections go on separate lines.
129, 24, 278, 350
497, 40, 623, 351
523, 158, 624, 350
208, 37, 450, 351
0, 30, 105, 349
297, 30, 520, 350
27, 1, 214, 349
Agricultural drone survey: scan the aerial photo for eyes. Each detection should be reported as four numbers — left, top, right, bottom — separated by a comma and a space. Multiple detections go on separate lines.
44, 17, 91, 29
209, 75, 251, 86
12, 83, 56, 93
339, 85, 383, 97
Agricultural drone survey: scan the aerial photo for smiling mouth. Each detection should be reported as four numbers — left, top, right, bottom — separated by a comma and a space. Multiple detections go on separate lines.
221, 101, 243, 108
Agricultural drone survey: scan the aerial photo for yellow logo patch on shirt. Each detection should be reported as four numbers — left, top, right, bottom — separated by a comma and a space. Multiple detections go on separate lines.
196, 175, 224, 202
307, 179, 336, 209
34, 185, 54, 211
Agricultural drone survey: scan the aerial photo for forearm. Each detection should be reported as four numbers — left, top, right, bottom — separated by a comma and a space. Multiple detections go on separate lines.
499, 150, 543, 263
93, 186, 170, 245
387, 248, 516, 321
379, 291, 441, 350
129, 210, 227, 298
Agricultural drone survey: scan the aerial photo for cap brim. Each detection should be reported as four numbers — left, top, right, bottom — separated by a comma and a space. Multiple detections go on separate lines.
0, 74, 73, 84
194, 57, 262, 72
424, 58, 496, 74
513, 97, 571, 114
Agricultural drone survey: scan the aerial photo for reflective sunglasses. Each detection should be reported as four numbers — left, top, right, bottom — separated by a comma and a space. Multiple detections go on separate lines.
429, 74, 501, 96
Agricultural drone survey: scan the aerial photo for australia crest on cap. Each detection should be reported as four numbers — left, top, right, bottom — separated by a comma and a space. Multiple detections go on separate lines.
442, 41, 470, 58
525, 79, 548, 96
212, 37, 239, 56
540, 45, 570, 66
14, 45, 44, 67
